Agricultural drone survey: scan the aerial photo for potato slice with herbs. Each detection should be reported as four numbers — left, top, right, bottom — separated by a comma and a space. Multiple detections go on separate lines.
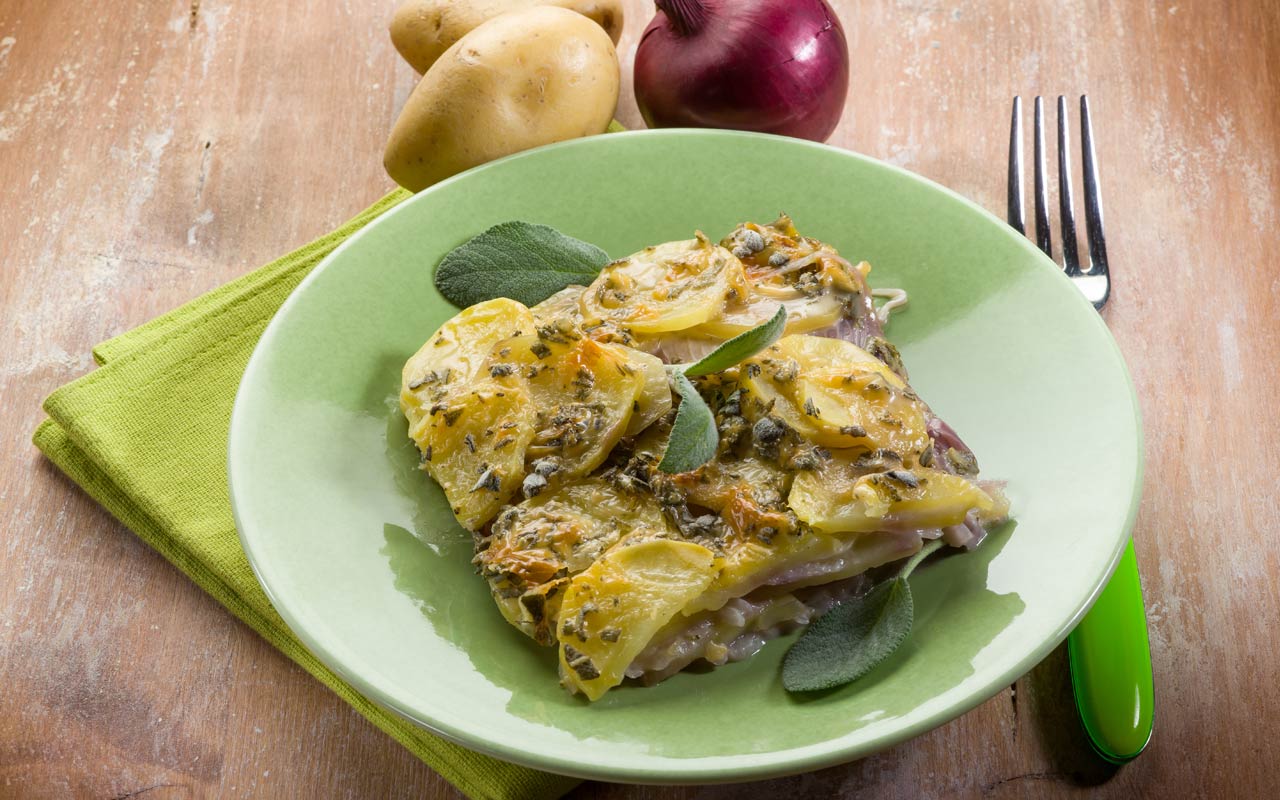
531, 285, 588, 326
479, 478, 674, 644
741, 335, 931, 461
401, 297, 534, 419
692, 292, 843, 339
790, 463, 1005, 534
602, 343, 672, 435
580, 235, 749, 334
410, 376, 535, 531
557, 539, 717, 700
495, 328, 647, 479
776, 334, 906, 388
690, 521, 924, 615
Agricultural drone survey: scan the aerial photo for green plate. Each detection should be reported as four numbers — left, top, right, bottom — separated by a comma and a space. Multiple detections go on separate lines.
229, 130, 1142, 782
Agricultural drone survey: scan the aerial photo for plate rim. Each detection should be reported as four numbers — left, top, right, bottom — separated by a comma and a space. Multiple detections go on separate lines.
229, 128, 1145, 783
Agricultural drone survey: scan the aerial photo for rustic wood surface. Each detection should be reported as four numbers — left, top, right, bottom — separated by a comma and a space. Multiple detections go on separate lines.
2, 0, 1277, 797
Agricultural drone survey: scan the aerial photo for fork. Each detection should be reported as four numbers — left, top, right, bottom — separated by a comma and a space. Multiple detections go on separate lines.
1008, 95, 1154, 763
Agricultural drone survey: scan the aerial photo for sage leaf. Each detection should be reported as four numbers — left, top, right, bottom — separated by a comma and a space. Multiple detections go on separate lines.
657, 370, 718, 474
434, 221, 609, 308
782, 538, 945, 692
683, 304, 788, 377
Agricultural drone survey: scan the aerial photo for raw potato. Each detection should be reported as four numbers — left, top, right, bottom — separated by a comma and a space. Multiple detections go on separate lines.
384, 6, 620, 192
390, 0, 624, 74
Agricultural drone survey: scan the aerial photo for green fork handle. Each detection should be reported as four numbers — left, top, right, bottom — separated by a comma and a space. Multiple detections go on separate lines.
1067, 539, 1154, 763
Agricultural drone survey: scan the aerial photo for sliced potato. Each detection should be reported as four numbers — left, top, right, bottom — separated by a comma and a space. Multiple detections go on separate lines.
410, 376, 535, 531
496, 332, 646, 478
531, 285, 588, 326
741, 335, 931, 460
688, 520, 924, 614
790, 463, 1004, 534
602, 344, 671, 435
669, 455, 790, 514
775, 334, 906, 389
580, 235, 749, 334
480, 478, 673, 643
557, 539, 717, 700
721, 216, 865, 296
401, 298, 534, 419
692, 292, 843, 339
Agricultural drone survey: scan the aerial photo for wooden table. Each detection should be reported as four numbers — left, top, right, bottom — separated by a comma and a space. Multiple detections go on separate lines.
3, 1, 1277, 797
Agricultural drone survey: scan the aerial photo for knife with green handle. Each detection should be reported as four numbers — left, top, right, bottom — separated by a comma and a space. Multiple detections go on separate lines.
1067, 539, 1154, 763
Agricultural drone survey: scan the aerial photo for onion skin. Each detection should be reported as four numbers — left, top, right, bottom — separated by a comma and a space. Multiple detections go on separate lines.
634, 0, 849, 142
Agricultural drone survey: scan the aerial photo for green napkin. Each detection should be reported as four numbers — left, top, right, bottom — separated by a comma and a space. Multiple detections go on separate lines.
33, 188, 581, 800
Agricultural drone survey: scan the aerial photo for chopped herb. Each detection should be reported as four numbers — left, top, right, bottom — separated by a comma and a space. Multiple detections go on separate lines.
866, 336, 907, 377
772, 360, 798, 383
571, 368, 595, 398
752, 415, 788, 444
563, 645, 601, 680
885, 469, 920, 488
790, 449, 822, 471
946, 447, 979, 476
521, 592, 546, 622
463, 433, 476, 453
532, 458, 561, 477
470, 467, 501, 493
796, 271, 823, 297
522, 472, 549, 498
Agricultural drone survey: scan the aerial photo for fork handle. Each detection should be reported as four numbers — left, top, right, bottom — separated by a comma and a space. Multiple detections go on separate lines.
1067, 539, 1155, 762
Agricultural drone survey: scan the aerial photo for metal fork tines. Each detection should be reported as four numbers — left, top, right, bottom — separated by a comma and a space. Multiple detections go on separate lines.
1008, 95, 1110, 309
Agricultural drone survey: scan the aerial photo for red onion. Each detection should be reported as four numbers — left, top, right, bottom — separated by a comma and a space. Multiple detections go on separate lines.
633, 0, 849, 142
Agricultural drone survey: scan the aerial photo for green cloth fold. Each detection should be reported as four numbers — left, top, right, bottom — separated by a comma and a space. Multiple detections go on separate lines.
33, 188, 580, 800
